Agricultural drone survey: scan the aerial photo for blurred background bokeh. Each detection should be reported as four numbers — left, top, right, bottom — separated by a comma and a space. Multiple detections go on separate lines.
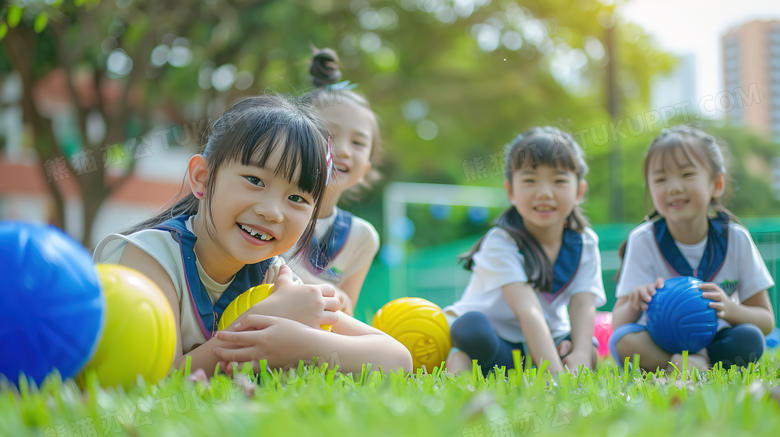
2, 0, 780, 322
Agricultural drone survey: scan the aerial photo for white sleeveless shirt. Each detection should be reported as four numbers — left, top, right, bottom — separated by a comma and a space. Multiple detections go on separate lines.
93, 216, 292, 353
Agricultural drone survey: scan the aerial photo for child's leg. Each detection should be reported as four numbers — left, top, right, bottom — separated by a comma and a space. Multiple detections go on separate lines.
668, 353, 709, 372
445, 350, 473, 374
614, 330, 671, 372
450, 311, 524, 373
706, 324, 765, 369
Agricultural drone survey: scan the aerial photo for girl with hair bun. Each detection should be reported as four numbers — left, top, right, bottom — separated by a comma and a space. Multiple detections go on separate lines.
444, 127, 606, 375
281, 47, 384, 316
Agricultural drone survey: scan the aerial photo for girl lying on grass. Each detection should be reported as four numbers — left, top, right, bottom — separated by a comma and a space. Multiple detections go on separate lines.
94, 94, 412, 376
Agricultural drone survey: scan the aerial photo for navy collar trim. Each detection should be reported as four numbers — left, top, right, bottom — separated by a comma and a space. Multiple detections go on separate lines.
652, 212, 729, 281
154, 215, 273, 339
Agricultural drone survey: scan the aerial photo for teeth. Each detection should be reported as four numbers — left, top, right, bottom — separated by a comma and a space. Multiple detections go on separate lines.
535, 206, 554, 211
335, 165, 348, 172
240, 224, 273, 241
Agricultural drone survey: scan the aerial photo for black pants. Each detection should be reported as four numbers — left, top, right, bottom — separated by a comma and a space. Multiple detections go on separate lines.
705, 323, 766, 369
450, 311, 579, 374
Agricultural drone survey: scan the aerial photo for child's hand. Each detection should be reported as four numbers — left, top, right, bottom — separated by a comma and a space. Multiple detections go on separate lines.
335, 288, 354, 316
562, 350, 591, 375
628, 277, 664, 312
214, 314, 317, 372
700, 283, 737, 321
245, 265, 340, 329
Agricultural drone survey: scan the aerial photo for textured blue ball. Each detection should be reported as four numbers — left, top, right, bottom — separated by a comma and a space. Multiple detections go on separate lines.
0, 221, 105, 386
646, 276, 718, 354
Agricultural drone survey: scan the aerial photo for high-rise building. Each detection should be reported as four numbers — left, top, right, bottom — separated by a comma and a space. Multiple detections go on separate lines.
722, 20, 780, 141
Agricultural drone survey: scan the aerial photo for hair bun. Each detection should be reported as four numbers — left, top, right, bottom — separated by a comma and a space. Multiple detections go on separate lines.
310, 47, 342, 88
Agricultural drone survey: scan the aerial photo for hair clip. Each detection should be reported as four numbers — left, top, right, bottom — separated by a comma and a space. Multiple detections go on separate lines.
325, 80, 359, 91
325, 135, 334, 185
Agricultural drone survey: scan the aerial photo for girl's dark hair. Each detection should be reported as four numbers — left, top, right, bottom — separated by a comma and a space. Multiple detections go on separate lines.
459, 126, 591, 293
124, 93, 330, 260
304, 46, 383, 199
614, 125, 739, 283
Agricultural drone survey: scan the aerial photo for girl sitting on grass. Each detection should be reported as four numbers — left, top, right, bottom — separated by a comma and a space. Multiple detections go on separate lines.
610, 125, 775, 372
444, 127, 606, 375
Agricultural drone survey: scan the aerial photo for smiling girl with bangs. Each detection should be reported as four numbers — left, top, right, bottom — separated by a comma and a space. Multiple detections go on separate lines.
94, 94, 411, 376
611, 125, 776, 372
444, 127, 605, 376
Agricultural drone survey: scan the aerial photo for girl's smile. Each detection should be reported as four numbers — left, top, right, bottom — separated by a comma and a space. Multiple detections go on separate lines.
532, 203, 557, 218
237, 223, 277, 244
667, 197, 689, 210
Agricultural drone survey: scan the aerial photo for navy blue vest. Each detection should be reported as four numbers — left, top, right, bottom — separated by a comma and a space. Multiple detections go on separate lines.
652, 212, 729, 282
304, 207, 353, 280
154, 215, 274, 339
505, 220, 584, 303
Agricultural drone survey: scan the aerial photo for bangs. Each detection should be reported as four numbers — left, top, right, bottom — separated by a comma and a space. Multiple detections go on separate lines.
508, 132, 579, 175
208, 104, 327, 198
645, 133, 712, 177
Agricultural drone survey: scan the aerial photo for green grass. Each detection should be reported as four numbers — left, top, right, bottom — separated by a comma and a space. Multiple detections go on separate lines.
3, 351, 780, 437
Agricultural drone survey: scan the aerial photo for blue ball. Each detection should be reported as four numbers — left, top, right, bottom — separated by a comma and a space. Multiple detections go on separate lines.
646, 276, 718, 354
0, 221, 105, 386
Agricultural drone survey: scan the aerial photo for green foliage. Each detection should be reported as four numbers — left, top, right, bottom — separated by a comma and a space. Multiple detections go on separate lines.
33, 13, 48, 34
7, 6, 23, 29
3, 352, 780, 436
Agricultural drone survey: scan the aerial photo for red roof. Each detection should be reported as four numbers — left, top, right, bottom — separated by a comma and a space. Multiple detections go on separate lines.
32, 68, 139, 114
0, 158, 182, 207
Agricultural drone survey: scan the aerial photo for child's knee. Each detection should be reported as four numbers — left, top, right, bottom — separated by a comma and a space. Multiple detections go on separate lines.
615, 332, 644, 357
720, 324, 765, 367
445, 350, 472, 373
450, 311, 491, 349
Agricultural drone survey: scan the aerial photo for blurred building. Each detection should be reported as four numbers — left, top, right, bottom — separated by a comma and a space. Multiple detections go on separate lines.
722, 20, 780, 141
0, 70, 190, 245
651, 53, 697, 113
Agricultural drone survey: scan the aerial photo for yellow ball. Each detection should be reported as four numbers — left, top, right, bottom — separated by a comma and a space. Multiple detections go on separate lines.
372, 297, 451, 371
217, 284, 333, 332
82, 264, 176, 387
217, 284, 274, 331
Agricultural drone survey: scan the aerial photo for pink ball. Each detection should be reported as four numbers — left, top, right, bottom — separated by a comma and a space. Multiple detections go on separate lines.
593, 312, 613, 357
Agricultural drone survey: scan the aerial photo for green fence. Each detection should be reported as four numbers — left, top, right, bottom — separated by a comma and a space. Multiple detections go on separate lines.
354, 218, 780, 326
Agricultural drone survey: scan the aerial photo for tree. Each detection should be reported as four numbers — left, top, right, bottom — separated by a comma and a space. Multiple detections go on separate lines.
1, 0, 678, 245
0, 0, 350, 244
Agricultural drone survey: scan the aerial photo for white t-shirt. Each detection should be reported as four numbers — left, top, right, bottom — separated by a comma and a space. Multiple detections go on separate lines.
616, 221, 774, 330
282, 207, 380, 287
443, 227, 607, 343
93, 216, 294, 354
675, 235, 708, 269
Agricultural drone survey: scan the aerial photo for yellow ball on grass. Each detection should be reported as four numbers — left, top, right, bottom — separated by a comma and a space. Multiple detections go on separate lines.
81, 264, 176, 388
372, 297, 451, 372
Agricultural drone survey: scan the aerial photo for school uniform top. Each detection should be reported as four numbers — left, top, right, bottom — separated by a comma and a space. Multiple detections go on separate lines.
93, 215, 298, 354
615, 214, 774, 331
443, 226, 607, 343
281, 206, 380, 287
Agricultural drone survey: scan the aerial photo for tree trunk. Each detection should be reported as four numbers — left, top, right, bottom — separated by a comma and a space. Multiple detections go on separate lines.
2, 28, 69, 231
